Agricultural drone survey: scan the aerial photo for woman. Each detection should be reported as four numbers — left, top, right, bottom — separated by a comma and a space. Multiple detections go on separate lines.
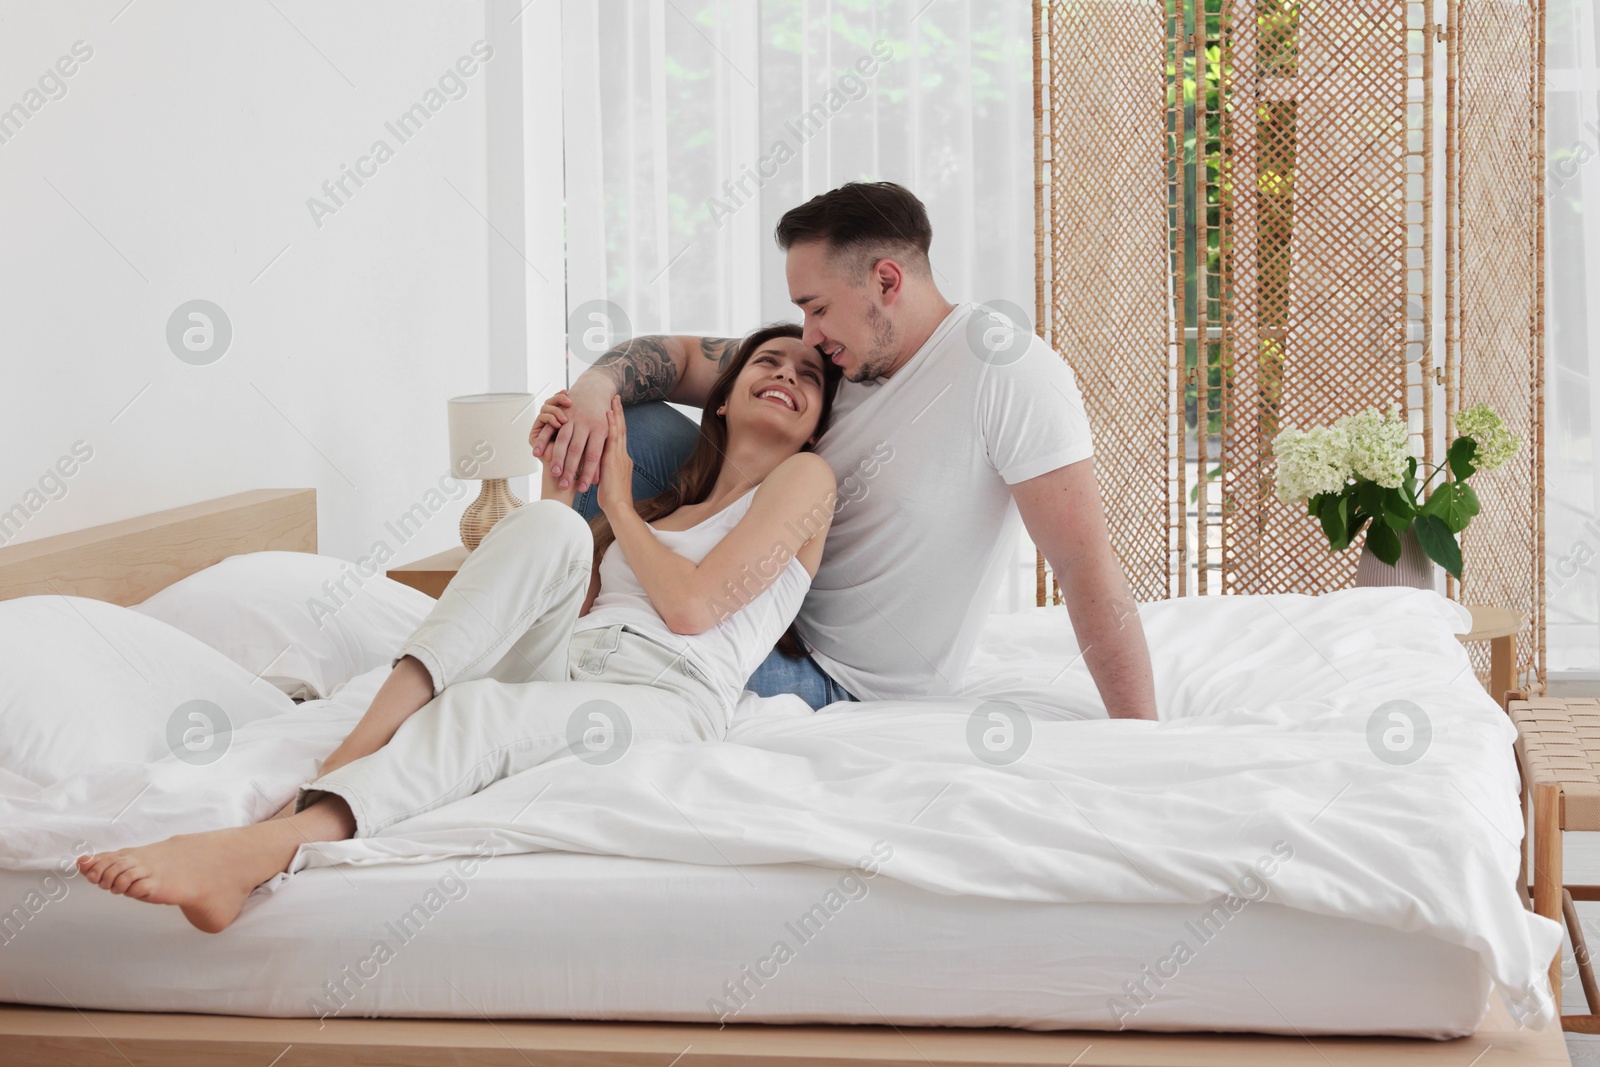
78, 323, 841, 933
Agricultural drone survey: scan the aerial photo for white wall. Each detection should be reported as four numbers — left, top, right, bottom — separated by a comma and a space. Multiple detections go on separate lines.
0, 0, 561, 567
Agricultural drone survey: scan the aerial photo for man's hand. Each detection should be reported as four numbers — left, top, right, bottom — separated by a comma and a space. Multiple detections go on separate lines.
532, 378, 616, 494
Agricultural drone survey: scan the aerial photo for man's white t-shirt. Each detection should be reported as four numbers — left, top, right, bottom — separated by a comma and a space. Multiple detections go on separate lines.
800, 301, 1096, 702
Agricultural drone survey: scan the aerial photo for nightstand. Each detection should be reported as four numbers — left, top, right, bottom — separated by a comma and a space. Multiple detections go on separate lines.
386, 546, 469, 599
1457, 604, 1527, 709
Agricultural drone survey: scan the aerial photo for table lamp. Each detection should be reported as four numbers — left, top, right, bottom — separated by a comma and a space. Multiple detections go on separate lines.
448, 392, 539, 550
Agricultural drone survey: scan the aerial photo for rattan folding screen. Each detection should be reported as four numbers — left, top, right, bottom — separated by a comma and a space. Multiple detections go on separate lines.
1033, 0, 1546, 694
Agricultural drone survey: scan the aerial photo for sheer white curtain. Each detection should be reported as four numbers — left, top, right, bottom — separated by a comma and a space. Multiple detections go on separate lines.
559, 0, 1034, 338
558, 0, 1040, 610
1549, 0, 1600, 675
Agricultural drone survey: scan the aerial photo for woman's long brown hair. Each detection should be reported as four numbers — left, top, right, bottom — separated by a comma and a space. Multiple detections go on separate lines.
589, 322, 842, 655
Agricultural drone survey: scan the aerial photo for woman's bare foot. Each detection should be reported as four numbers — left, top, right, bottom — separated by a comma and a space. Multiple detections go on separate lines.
77, 799, 356, 933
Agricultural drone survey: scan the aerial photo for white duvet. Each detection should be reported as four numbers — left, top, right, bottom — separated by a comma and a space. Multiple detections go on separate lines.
0, 587, 1561, 1029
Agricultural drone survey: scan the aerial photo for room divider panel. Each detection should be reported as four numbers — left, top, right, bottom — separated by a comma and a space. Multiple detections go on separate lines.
1031, 0, 1176, 607
1449, 0, 1547, 691
1033, 0, 1547, 693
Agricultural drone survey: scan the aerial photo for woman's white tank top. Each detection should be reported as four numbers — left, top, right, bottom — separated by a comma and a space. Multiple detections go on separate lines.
572, 486, 812, 715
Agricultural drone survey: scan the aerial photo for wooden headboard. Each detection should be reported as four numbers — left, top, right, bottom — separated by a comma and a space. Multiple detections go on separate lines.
0, 489, 316, 606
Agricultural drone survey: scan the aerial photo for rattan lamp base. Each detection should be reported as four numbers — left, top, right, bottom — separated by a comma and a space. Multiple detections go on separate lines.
459, 478, 523, 551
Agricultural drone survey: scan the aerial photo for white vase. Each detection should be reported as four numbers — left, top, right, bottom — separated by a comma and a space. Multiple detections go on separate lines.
1354, 525, 1436, 590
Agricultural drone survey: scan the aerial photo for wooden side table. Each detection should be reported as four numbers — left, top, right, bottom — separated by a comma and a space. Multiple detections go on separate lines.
1458, 605, 1526, 709
386, 546, 469, 599
1511, 697, 1600, 1030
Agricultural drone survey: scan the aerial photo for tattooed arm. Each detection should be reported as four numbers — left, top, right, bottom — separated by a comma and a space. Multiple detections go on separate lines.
594, 335, 740, 405
530, 335, 740, 494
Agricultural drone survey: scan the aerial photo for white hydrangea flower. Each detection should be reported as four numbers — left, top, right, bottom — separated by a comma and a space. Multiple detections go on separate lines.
1334, 402, 1409, 489
1454, 403, 1521, 472
1272, 424, 1351, 505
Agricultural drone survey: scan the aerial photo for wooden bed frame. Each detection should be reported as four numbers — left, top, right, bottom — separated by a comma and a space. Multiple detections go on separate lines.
0, 489, 1570, 1066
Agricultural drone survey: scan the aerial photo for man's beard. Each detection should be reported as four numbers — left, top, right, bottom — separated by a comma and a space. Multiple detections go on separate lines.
849, 303, 899, 382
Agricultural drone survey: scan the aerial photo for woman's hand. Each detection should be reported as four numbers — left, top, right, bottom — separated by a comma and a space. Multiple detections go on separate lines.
596, 396, 635, 517
528, 391, 579, 483
535, 391, 577, 504
598, 398, 633, 518
530, 390, 573, 454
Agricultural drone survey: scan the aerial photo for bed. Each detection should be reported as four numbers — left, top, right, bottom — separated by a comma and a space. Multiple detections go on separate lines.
0, 488, 1571, 1066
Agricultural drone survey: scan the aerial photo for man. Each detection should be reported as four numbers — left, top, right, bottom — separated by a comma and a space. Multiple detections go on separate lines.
533, 181, 1157, 720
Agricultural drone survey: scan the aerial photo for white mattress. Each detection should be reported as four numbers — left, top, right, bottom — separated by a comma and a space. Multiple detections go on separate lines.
0, 851, 1488, 1036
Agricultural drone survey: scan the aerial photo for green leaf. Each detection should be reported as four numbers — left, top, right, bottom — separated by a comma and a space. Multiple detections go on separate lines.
1419, 487, 1442, 514
1347, 514, 1372, 545
1414, 514, 1463, 578
1421, 482, 1476, 534
1318, 492, 1349, 551
1382, 486, 1415, 532
1354, 479, 1385, 517
1365, 517, 1402, 565
1447, 436, 1478, 481
1458, 481, 1480, 519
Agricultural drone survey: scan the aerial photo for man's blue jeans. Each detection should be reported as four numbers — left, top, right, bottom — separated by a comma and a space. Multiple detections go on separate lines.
569, 401, 857, 711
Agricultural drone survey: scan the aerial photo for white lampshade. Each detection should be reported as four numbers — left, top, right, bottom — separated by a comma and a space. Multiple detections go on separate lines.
447, 393, 540, 481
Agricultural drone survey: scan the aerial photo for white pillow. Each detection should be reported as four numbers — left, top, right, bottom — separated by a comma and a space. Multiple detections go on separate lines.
131, 551, 437, 700
0, 596, 296, 786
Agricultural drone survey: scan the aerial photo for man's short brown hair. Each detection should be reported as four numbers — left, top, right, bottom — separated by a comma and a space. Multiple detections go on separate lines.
775, 181, 933, 277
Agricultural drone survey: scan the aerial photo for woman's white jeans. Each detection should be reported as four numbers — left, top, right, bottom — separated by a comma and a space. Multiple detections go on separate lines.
297, 500, 725, 837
